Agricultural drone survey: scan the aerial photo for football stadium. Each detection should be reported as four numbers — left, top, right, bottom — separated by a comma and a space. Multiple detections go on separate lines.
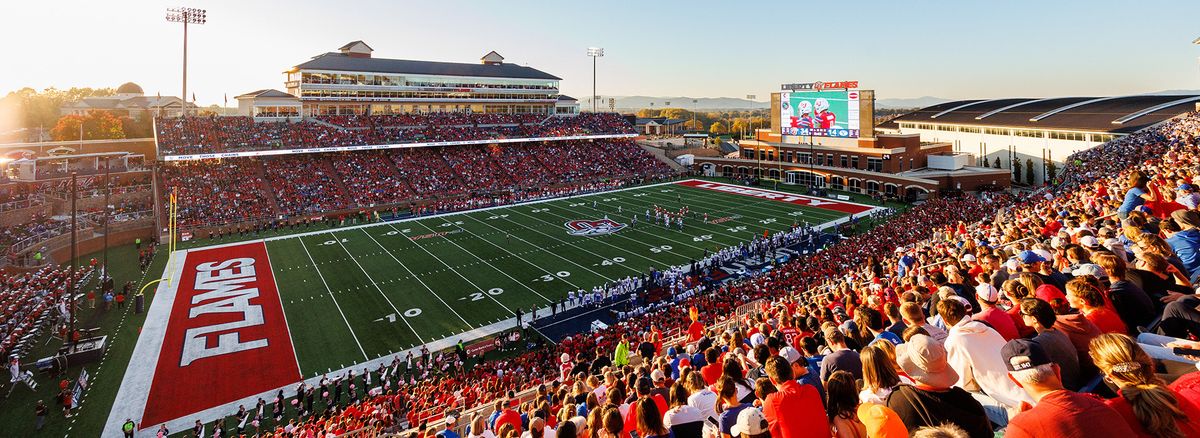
4, 2, 1200, 438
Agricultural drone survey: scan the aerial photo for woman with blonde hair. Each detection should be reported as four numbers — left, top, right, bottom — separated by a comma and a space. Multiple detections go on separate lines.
859, 344, 911, 404
469, 414, 498, 438
1089, 333, 1200, 438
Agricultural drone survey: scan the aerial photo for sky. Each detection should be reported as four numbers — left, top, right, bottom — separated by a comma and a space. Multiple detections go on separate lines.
2, 0, 1199, 106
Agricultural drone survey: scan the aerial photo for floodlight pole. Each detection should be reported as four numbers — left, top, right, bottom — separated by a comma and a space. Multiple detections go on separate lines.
587, 47, 604, 112
167, 7, 206, 116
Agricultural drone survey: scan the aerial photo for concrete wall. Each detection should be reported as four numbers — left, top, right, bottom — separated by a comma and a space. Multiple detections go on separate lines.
897, 128, 1102, 184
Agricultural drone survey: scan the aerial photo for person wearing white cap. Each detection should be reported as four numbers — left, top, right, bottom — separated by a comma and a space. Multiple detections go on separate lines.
729, 407, 770, 438
938, 297, 1033, 427
972, 283, 1019, 341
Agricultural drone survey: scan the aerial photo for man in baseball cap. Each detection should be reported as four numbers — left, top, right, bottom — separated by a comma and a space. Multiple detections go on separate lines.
779, 346, 825, 404
1001, 338, 1133, 437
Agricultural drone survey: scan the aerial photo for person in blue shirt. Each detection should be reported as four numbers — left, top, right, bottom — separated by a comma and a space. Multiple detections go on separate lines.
1166, 209, 1200, 282
1117, 172, 1156, 219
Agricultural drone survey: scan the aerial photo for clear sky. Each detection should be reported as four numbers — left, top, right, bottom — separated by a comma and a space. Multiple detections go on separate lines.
2, 0, 1199, 105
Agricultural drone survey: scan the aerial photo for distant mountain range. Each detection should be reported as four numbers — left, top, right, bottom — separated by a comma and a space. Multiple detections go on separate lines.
603, 95, 955, 111
607, 96, 768, 111
603, 90, 1200, 112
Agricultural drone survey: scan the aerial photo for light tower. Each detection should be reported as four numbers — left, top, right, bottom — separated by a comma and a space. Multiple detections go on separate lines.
587, 47, 605, 113
166, 7, 207, 116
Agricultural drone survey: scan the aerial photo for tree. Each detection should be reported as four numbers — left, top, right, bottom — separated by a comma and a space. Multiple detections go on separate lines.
50, 110, 126, 141
730, 119, 749, 136
709, 121, 725, 135
1012, 159, 1022, 183
993, 157, 1001, 168
635, 109, 660, 118
1025, 158, 1035, 185
660, 108, 689, 120
684, 119, 705, 131
1045, 161, 1058, 183
4, 86, 115, 130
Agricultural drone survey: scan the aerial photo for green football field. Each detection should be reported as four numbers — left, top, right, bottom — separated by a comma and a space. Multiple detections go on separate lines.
261, 180, 862, 376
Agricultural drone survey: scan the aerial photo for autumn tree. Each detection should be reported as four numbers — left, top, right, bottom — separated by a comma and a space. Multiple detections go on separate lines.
51, 110, 126, 141
2, 87, 115, 130
709, 121, 725, 134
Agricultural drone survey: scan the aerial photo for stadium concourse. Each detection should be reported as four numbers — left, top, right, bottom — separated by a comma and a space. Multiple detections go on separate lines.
99, 109, 1200, 438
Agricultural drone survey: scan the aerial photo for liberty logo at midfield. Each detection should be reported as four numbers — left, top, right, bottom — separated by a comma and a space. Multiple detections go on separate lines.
565, 219, 627, 236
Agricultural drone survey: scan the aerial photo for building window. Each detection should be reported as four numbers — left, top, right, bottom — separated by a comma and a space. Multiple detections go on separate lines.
959, 126, 981, 133
743, 149, 754, 159
937, 125, 956, 132
840, 155, 848, 167
1049, 131, 1086, 141
1014, 129, 1044, 138
917, 123, 934, 130
985, 128, 1010, 136
867, 158, 883, 172
1090, 133, 1115, 143
851, 156, 860, 169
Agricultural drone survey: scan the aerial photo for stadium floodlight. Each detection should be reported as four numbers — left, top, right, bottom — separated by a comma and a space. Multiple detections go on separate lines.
166, 7, 207, 116
587, 47, 605, 112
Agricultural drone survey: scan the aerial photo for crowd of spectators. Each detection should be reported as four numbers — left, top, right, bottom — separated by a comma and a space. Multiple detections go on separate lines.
264, 155, 352, 217
193, 111, 1200, 438
158, 159, 274, 229
155, 113, 634, 156
159, 138, 672, 231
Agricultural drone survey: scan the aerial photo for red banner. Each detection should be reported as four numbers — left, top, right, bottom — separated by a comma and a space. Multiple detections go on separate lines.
677, 180, 873, 214
141, 242, 300, 427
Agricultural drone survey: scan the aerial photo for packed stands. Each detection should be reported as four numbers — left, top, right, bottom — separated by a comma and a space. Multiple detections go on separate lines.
263, 155, 351, 216
158, 136, 673, 231
155, 113, 635, 156
329, 152, 416, 207
158, 160, 274, 228
204, 112, 1200, 437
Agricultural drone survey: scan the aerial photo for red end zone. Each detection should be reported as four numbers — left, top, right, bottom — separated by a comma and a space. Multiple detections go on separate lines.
676, 180, 873, 214
141, 242, 299, 427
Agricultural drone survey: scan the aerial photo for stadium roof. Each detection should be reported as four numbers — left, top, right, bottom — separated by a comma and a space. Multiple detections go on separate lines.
235, 89, 296, 99
888, 94, 1200, 134
294, 52, 562, 81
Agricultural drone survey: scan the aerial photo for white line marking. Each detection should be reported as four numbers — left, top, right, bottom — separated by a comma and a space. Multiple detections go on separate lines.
298, 237, 369, 359
358, 228, 472, 327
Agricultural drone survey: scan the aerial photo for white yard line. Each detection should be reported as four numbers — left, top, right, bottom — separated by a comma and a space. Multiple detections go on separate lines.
358, 227, 472, 327
264, 242, 305, 376
406, 221, 554, 303
298, 237, 370, 359
326, 232, 427, 344
464, 213, 624, 281
393, 223, 514, 315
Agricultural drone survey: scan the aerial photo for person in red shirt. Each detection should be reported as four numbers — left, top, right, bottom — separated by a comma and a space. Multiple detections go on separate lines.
1065, 279, 1127, 334
493, 400, 521, 436
761, 356, 830, 438
973, 284, 1020, 341
1089, 333, 1200, 438
1002, 338, 1134, 438
700, 348, 723, 385
623, 377, 668, 436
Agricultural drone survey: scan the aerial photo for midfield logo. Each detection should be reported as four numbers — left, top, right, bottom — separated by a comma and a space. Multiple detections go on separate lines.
565, 219, 627, 236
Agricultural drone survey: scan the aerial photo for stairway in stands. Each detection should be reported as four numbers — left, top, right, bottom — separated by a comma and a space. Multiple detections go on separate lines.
252, 159, 284, 217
